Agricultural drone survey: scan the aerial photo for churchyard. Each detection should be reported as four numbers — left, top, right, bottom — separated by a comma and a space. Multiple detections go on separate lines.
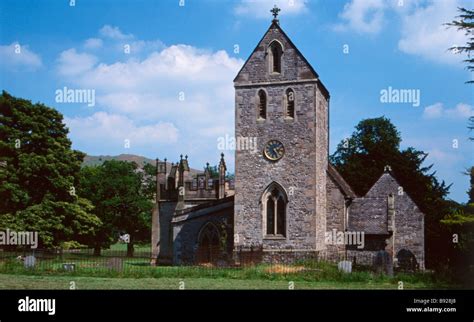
0, 243, 460, 290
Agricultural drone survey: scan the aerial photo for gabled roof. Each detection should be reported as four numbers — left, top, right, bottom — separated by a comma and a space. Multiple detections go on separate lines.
364, 169, 425, 215
327, 163, 357, 198
233, 21, 329, 98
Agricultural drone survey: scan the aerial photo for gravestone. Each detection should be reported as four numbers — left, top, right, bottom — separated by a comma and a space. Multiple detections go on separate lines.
62, 263, 75, 272
373, 250, 393, 276
338, 260, 352, 273
107, 257, 123, 272
24, 255, 36, 269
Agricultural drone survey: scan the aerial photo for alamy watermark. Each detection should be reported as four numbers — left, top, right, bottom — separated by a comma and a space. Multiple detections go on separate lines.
18, 296, 55, 316
325, 229, 365, 249
380, 86, 420, 107
0, 229, 38, 249
55, 86, 96, 107
217, 134, 258, 153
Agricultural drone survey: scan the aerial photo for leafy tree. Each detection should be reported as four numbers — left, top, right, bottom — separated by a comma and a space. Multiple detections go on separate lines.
142, 162, 157, 200
447, 7, 474, 141
79, 160, 152, 256
330, 117, 452, 269
0, 91, 101, 248
440, 167, 474, 280
446, 7, 474, 84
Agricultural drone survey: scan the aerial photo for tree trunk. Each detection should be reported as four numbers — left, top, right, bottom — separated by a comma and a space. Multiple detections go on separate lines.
127, 242, 134, 257
93, 245, 101, 256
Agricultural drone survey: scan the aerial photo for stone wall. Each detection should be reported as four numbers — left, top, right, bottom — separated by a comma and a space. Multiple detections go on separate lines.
234, 23, 322, 84
157, 201, 177, 263
326, 173, 346, 254
233, 21, 329, 257
349, 172, 425, 270
172, 198, 234, 265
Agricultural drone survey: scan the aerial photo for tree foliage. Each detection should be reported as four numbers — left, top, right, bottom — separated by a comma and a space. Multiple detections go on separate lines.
78, 160, 153, 256
0, 91, 101, 248
446, 7, 474, 83
330, 117, 452, 269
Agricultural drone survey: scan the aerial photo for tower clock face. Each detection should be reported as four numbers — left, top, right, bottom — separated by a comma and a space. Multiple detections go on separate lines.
264, 140, 285, 161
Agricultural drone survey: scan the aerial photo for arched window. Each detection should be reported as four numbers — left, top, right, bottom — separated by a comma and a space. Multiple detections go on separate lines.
262, 182, 287, 237
269, 41, 283, 74
285, 88, 295, 119
258, 90, 266, 120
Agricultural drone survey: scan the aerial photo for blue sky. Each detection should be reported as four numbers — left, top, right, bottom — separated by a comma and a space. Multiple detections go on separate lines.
0, 0, 473, 203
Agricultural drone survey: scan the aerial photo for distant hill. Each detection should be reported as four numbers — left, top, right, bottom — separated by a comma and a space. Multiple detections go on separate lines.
82, 154, 202, 175
82, 154, 155, 167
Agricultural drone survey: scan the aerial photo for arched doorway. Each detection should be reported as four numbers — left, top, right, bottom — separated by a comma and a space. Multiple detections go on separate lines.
196, 223, 221, 264
396, 249, 418, 271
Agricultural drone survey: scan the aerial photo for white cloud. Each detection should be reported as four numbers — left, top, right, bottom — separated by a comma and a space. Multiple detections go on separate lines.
84, 38, 103, 49
423, 103, 443, 118
423, 102, 474, 119
445, 103, 474, 119
57, 49, 97, 77
234, 0, 308, 19
398, 0, 469, 64
334, 0, 386, 34
56, 27, 243, 164
334, 0, 470, 64
64, 45, 242, 95
426, 148, 461, 164
65, 112, 179, 148
99, 25, 133, 40
0, 42, 42, 70
127, 39, 165, 54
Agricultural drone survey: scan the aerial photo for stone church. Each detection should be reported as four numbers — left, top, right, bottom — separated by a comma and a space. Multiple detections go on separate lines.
151, 9, 425, 270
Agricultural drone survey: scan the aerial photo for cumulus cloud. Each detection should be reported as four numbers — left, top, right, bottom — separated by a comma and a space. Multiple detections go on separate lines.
334, 0, 470, 64
234, 0, 308, 19
99, 25, 133, 40
398, 0, 469, 64
423, 102, 474, 119
57, 49, 97, 77
65, 112, 179, 150
84, 38, 103, 49
56, 26, 243, 163
0, 42, 42, 70
334, 0, 386, 34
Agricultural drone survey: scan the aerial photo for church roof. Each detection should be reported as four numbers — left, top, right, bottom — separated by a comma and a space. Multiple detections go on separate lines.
327, 163, 357, 198
233, 20, 329, 98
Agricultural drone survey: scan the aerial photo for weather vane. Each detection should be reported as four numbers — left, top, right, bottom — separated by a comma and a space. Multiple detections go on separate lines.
271, 5, 281, 20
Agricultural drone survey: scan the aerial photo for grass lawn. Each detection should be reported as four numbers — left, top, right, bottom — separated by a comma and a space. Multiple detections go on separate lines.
0, 247, 461, 289
0, 273, 442, 290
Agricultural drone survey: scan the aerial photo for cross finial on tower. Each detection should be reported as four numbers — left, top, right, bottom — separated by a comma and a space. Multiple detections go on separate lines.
271, 5, 281, 20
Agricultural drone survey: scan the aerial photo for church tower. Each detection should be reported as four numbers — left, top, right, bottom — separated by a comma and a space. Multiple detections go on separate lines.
233, 7, 330, 260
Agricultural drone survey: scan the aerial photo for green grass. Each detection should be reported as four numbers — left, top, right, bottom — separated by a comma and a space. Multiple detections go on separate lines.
0, 273, 447, 290
0, 256, 460, 289
106, 242, 150, 254
0, 243, 462, 289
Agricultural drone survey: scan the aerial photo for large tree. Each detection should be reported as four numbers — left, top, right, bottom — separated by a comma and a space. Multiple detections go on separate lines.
446, 7, 474, 140
0, 91, 101, 248
440, 167, 474, 280
446, 7, 474, 84
79, 160, 152, 256
330, 117, 453, 269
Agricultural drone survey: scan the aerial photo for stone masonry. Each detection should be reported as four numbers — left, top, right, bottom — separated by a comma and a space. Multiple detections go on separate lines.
233, 19, 329, 256
151, 13, 425, 270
